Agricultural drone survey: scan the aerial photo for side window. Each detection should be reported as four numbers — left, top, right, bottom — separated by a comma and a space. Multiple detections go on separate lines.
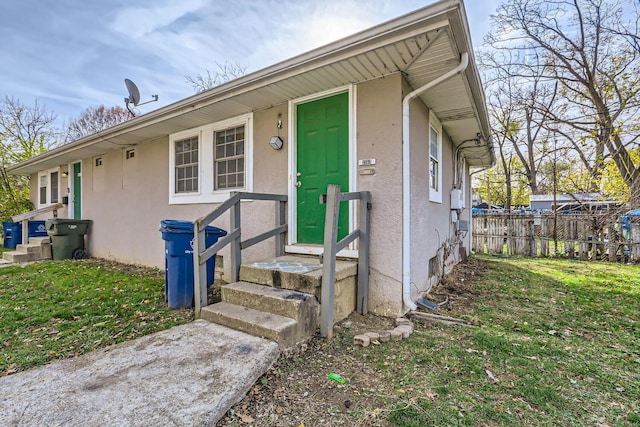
174, 136, 199, 193
214, 125, 245, 190
429, 115, 443, 203
429, 126, 439, 192
169, 113, 253, 205
39, 175, 48, 205
50, 171, 59, 203
37, 167, 60, 206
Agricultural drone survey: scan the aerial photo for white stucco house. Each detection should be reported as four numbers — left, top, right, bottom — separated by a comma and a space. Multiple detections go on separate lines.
8, 0, 494, 318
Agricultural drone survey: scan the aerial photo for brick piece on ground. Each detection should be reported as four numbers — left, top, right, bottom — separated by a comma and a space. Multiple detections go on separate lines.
364, 332, 380, 341
396, 318, 412, 327
378, 331, 391, 342
395, 326, 412, 339
388, 329, 403, 341
354, 335, 370, 347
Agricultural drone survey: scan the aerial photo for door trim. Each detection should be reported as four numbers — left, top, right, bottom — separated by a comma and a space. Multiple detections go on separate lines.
69, 161, 82, 219
287, 84, 357, 247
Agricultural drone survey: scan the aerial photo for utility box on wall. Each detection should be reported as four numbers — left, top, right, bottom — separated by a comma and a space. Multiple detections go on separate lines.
450, 189, 465, 210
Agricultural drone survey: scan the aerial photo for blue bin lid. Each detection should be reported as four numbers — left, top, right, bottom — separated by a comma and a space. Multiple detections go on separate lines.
159, 220, 226, 236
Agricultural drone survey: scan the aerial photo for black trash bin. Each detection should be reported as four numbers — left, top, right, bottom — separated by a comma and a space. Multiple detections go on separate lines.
159, 220, 227, 309
46, 219, 92, 260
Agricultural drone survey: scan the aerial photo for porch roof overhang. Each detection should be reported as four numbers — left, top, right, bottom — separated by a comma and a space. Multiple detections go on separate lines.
8, 0, 494, 176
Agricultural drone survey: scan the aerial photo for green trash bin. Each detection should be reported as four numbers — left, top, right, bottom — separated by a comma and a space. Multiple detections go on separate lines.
46, 219, 92, 260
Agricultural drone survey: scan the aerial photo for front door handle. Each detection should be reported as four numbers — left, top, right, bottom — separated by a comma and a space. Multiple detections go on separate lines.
295, 181, 302, 188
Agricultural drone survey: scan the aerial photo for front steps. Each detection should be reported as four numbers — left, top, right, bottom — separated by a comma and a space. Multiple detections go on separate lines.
2, 237, 51, 263
202, 255, 357, 348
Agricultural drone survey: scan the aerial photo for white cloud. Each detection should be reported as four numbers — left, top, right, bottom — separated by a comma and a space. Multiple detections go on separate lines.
109, 0, 208, 39
1, 0, 495, 125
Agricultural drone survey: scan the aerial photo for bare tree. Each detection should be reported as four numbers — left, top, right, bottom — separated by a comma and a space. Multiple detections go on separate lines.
0, 97, 58, 219
185, 61, 248, 92
486, 0, 640, 205
0, 97, 58, 164
64, 105, 130, 142
481, 53, 558, 198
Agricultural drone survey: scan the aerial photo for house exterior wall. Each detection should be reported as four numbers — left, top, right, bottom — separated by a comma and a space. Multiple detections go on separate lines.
76, 105, 290, 269
405, 78, 471, 302
355, 74, 404, 317
25, 73, 473, 318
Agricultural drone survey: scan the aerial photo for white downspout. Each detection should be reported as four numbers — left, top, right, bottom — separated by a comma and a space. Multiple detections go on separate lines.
401, 52, 469, 311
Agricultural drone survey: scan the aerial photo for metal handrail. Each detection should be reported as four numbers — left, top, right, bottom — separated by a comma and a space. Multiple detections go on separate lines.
320, 185, 371, 339
12, 203, 64, 245
192, 192, 287, 317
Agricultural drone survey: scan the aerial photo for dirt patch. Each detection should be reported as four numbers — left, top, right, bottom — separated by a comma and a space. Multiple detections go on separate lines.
423, 256, 486, 316
216, 257, 488, 427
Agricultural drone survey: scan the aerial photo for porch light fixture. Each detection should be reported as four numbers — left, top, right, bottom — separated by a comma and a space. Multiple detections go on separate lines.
269, 136, 284, 150
61, 171, 69, 178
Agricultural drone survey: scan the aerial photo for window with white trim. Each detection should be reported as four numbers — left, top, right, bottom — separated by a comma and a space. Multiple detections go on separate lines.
175, 136, 199, 193
429, 114, 443, 203
214, 125, 245, 190
50, 171, 59, 203
38, 167, 61, 207
39, 175, 47, 205
169, 113, 253, 204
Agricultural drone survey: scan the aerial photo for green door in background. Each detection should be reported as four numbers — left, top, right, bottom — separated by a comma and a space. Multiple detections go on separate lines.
73, 162, 81, 219
296, 92, 349, 244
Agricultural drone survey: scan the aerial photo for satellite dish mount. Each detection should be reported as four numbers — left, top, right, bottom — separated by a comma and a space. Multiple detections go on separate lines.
124, 78, 158, 117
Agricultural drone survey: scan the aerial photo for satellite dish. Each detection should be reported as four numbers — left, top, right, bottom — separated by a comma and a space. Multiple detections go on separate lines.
123, 78, 158, 117
124, 78, 140, 106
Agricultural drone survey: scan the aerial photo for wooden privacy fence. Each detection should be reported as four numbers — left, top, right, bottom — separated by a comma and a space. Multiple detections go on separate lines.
472, 212, 640, 263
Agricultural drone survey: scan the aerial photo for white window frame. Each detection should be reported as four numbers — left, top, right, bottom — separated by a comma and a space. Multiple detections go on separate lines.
169, 113, 253, 205
429, 113, 443, 203
174, 135, 200, 194
37, 167, 61, 207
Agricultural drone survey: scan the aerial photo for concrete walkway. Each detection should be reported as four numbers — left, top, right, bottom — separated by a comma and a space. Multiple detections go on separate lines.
0, 320, 280, 426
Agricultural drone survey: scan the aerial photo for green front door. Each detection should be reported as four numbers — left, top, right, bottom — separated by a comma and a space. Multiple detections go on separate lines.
73, 162, 81, 219
296, 92, 349, 244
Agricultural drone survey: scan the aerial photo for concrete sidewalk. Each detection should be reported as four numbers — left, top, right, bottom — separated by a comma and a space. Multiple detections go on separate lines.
0, 320, 279, 426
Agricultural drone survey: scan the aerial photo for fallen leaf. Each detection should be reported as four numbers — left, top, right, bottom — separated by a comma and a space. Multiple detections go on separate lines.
485, 369, 498, 383
238, 413, 255, 423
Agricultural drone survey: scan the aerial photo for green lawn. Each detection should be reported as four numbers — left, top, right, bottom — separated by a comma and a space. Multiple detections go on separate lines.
366, 257, 640, 426
0, 259, 192, 375
1, 256, 639, 425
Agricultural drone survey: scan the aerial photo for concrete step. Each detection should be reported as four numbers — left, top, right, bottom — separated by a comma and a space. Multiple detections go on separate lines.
201, 302, 300, 348
28, 236, 50, 245
2, 251, 35, 263
222, 281, 319, 323
16, 244, 42, 256
27, 237, 52, 259
239, 255, 358, 322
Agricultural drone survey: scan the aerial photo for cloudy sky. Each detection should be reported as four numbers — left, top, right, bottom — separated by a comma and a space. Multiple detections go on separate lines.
0, 0, 497, 127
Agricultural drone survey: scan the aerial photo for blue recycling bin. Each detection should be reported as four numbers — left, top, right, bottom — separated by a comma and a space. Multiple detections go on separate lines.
159, 220, 227, 309
28, 220, 48, 237
2, 220, 51, 249
2, 222, 21, 249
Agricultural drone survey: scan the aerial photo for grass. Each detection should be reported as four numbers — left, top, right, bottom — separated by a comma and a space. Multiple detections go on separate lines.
0, 259, 193, 375
2, 255, 639, 425
357, 257, 640, 426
